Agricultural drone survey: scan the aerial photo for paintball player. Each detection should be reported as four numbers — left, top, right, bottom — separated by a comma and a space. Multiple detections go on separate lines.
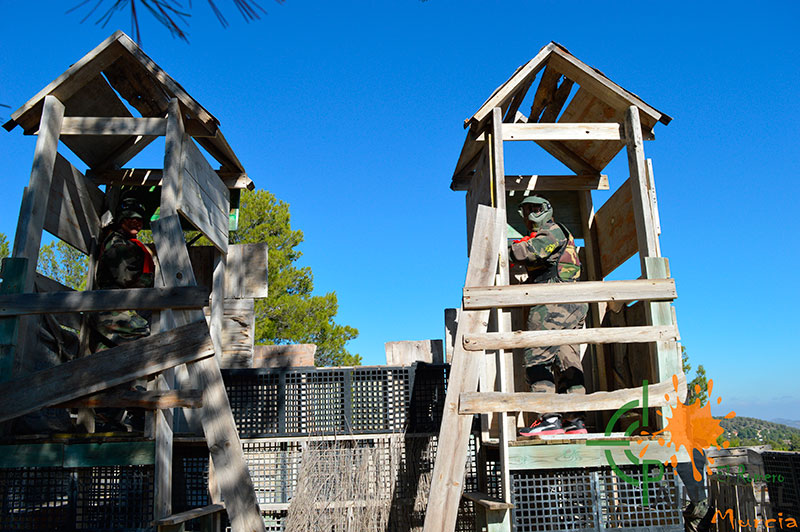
508, 195, 588, 436
91, 197, 155, 431
93, 197, 155, 348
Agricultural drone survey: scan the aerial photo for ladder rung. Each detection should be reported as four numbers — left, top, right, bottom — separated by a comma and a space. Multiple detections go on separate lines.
459, 374, 685, 414
463, 279, 676, 309
462, 325, 678, 351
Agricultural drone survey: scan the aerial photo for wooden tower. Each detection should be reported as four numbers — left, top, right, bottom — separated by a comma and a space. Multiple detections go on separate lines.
424, 42, 690, 532
0, 31, 266, 531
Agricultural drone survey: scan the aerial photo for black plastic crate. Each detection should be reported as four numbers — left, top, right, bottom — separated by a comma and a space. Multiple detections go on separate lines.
763, 451, 800, 518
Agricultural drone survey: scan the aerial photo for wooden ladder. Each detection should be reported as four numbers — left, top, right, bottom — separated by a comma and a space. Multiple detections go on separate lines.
423, 206, 685, 532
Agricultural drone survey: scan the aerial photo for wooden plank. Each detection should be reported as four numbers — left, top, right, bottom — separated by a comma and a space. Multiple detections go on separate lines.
463, 324, 679, 351
547, 47, 668, 125
444, 308, 459, 364
0, 286, 208, 316
645, 158, 662, 256
0, 320, 214, 423
452, 127, 485, 185
98, 135, 159, 170
423, 205, 501, 532
151, 214, 266, 532
385, 340, 444, 365
57, 116, 166, 136
179, 138, 230, 252
0, 443, 64, 468
44, 154, 104, 255
465, 146, 490, 255
63, 441, 155, 467
210, 250, 226, 363
4, 32, 124, 133
225, 244, 268, 298
594, 177, 637, 278
539, 77, 575, 123
469, 43, 556, 129
154, 504, 226, 526
87, 168, 253, 189
645, 257, 682, 394
625, 106, 658, 272
507, 440, 689, 470
477, 123, 622, 142
57, 389, 203, 409
252, 344, 316, 368
463, 278, 676, 309
162, 99, 185, 220
204, 298, 256, 367
196, 129, 247, 174
505, 174, 608, 191
528, 66, 561, 123
463, 492, 514, 510
535, 139, 600, 175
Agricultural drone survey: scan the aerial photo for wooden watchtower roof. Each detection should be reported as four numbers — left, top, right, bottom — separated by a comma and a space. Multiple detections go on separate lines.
4, 30, 253, 190
452, 42, 671, 190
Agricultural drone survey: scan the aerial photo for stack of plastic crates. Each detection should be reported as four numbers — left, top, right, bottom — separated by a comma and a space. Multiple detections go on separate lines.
173, 362, 471, 532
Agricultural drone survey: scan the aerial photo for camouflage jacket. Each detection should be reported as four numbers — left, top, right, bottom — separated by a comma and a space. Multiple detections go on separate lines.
95, 229, 155, 290
509, 220, 580, 283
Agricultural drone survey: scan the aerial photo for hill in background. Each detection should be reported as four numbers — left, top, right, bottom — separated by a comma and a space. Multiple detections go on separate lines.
720, 416, 800, 450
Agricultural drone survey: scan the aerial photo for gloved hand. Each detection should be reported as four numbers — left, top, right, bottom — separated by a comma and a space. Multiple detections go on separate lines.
510, 241, 529, 261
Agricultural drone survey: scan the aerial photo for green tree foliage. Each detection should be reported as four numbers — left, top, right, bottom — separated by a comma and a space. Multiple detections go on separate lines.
232, 190, 360, 366
681, 346, 709, 406
37, 240, 89, 290
719, 416, 800, 451
0, 233, 9, 259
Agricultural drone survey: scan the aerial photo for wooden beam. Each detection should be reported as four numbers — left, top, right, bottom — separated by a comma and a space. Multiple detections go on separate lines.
57, 116, 167, 136
0, 286, 208, 316
97, 135, 159, 170
594, 177, 637, 278
12, 95, 65, 291
0, 259, 26, 383
534, 139, 599, 175
87, 168, 253, 189
463, 279, 676, 309
0, 320, 214, 423
153, 504, 226, 526
56, 389, 203, 409
539, 77, 574, 123
63, 441, 155, 467
460, 373, 686, 414
463, 324, 679, 351
463, 492, 514, 511
505, 174, 608, 191
625, 106, 658, 273
478, 123, 622, 142
179, 137, 229, 252
528, 66, 561, 123
423, 205, 501, 532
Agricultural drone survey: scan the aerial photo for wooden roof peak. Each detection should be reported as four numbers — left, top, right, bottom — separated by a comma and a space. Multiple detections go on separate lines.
4, 31, 252, 186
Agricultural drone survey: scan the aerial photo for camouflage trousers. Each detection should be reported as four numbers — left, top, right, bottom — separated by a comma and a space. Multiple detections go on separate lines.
93, 310, 151, 350
524, 302, 588, 390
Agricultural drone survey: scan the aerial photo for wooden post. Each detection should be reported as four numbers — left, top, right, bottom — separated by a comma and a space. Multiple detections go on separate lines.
444, 308, 458, 364
0, 259, 26, 383
153, 214, 264, 532
489, 108, 513, 511
11, 95, 65, 376
422, 205, 502, 532
624, 106, 658, 275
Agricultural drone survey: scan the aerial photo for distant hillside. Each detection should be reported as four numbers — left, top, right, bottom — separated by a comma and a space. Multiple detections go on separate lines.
720, 416, 800, 450
772, 418, 800, 429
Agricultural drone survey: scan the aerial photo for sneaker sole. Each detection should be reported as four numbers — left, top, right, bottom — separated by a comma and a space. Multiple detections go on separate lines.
519, 429, 566, 437
564, 428, 588, 434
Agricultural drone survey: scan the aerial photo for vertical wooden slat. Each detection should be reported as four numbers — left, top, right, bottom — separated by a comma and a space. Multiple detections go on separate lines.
490, 108, 513, 511
0, 259, 27, 383
423, 205, 502, 532
624, 106, 658, 274
645, 158, 662, 257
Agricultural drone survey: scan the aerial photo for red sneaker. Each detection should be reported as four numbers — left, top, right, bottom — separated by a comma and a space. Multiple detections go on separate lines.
519, 415, 565, 437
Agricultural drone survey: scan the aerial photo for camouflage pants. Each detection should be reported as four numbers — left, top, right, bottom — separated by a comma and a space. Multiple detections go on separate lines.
93, 310, 150, 349
524, 302, 588, 388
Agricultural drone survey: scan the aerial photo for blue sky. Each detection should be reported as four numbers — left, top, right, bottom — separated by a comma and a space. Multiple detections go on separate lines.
1, 1, 798, 420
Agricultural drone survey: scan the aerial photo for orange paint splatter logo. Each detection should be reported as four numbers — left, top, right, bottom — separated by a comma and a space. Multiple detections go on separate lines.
588, 374, 735, 505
